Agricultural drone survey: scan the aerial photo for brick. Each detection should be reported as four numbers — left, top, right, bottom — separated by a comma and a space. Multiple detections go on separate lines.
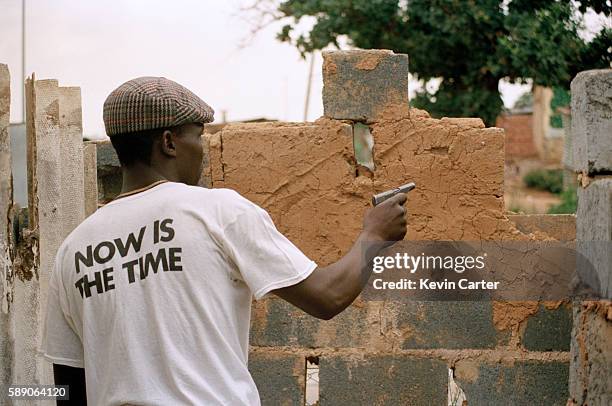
393, 301, 505, 349
576, 179, 612, 299
496, 113, 538, 159
571, 69, 612, 174
322, 49, 409, 122
522, 303, 572, 351
248, 352, 304, 406
569, 301, 612, 405
320, 355, 447, 405
454, 360, 569, 405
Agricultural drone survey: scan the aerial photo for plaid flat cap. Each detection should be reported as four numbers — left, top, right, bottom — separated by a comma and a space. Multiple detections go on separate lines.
103, 76, 214, 136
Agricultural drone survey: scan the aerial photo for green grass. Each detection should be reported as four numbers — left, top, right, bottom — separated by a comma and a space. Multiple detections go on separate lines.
523, 169, 564, 194
548, 187, 577, 214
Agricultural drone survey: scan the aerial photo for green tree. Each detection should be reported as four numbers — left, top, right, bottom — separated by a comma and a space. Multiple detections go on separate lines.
265, 0, 610, 125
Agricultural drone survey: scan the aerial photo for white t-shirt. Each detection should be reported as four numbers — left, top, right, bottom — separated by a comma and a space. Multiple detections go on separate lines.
41, 181, 317, 406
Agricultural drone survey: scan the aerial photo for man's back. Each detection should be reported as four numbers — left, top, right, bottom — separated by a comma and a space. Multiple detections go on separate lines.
42, 181, 317, 405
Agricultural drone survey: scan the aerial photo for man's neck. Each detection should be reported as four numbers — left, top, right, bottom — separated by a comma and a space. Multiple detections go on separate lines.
119, 165, 173, 195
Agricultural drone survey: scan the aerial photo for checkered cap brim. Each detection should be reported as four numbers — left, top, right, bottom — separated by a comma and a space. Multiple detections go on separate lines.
103, 76, 214, 136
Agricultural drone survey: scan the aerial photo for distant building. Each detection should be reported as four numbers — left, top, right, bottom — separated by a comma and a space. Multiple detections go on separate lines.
496, 108, 536, 159
496, 86, 567, 164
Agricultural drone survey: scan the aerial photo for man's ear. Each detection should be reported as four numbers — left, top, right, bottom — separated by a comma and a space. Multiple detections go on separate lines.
160, 129, 177, 158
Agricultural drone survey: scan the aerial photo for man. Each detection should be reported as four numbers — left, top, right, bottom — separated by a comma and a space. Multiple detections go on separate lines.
42, 77, 407, 405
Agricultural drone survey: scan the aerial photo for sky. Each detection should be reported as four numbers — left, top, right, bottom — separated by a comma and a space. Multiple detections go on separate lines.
0, 0, 608, 138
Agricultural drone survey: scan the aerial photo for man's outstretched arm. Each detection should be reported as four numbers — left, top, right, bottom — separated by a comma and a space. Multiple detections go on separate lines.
273, 192, 407, 319
53, 364, 86, 406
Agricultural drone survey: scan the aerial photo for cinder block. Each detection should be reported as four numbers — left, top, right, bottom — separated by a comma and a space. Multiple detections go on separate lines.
250, 298, 370, 348
393, 301, 505, 349
93, 140, 122, 203
576, 179, 612, 299
250, 300, 506, 350
454, 360, 569, 405
322, 49, 409, 122
250, 299, 321, 347
571, 69, 612, 174
248, 352, 304, 406
522, 303, 572, 351
95, 139, 120, 174
319, 355, 447, 405
569, 301, 612, 405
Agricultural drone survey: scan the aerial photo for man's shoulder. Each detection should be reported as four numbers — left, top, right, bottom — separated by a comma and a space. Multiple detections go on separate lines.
185, 186, 257, 209
170, 184, 243, 201
185, 187, 264, 223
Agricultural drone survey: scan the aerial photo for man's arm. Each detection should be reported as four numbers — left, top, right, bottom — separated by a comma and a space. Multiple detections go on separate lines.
53, 364, 86, 406
273, 193, 407, 319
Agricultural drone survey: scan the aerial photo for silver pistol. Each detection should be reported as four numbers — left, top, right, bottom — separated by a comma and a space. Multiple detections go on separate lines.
371, 182, 416, 206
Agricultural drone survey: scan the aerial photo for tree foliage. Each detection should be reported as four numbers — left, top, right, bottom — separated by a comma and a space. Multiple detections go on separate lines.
268, 0, 611, 125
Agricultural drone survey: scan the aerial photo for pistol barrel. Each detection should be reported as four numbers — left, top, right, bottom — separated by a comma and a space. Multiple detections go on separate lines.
371, 182, 416, 206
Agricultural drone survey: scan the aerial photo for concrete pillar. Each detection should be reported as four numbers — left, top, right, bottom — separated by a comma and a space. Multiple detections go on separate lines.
0, 64, 15, 405
532, 85, 553, 159
569, 69, 612, 406
571, 70, 612, 175
10, 76, 86, 391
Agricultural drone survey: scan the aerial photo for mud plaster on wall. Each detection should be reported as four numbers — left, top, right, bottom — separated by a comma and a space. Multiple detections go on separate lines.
323, 58, 337, 75
355, 52, 391, 71
205, 106, 570, 356
204, 105, 564, 264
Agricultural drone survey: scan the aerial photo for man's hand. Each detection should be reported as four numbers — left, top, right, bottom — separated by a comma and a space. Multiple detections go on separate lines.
362, 192, 408, 242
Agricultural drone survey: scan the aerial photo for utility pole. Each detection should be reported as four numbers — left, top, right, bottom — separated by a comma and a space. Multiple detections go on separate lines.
22, 0, 26, 123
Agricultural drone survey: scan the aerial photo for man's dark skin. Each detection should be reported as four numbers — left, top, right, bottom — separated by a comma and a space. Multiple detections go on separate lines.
54, 122, 407, 405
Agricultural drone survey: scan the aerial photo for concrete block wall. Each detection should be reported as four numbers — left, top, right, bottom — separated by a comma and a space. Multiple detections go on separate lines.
568, 69, 612, 406
0, 53, 584, 404
201, 50, 576, 405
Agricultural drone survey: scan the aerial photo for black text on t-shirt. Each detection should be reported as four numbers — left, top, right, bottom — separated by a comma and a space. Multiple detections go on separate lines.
72, 218, 183, 299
